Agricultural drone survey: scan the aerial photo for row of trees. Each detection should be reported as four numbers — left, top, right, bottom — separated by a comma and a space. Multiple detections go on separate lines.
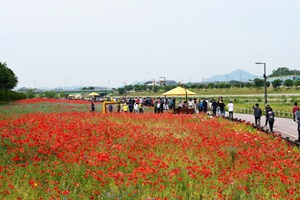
269, 67, 299, 77
117, 78, 300, 94
0, 62, 26, 102
0, 62, 18, 90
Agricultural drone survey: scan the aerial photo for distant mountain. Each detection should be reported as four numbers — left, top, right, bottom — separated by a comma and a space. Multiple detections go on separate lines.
204, 69, 259, 82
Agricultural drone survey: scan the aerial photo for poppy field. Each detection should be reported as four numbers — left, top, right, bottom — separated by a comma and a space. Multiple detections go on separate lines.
0, 99, 300, 199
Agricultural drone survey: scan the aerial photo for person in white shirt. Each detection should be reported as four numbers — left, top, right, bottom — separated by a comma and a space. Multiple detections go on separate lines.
134, 102, 139, 113
227, 101, 234, 119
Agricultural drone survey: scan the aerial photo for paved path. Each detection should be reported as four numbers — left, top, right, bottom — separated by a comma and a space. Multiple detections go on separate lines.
230, 112, 299, 142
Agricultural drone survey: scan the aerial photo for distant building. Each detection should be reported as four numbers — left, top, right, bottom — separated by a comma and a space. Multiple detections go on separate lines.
268, 75, 300, 82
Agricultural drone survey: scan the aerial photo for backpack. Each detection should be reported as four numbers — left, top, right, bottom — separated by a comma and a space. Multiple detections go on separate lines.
296, 111, 300, 122
268, 111, 275, 122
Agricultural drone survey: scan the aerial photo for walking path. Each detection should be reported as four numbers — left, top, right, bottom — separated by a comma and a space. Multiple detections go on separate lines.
230, 112, 299, 142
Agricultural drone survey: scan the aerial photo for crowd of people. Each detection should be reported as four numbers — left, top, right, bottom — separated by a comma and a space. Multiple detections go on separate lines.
113, 96, 233, 117
89, 97, 300, 143
252, 102, 300, 142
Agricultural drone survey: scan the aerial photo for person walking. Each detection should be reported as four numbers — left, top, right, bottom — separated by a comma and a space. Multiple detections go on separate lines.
227, 100, 234, 119
154, 98, 158, 113
138, 102, 144, 113
211, 99, 217, 116
218, 100, 226, 117
253, 103, 262, 127
265, 104, 272, 126
134, 102, 139, 113
123, 103, 128, 113
292, 102, 299, 122
295, 108, 300, 143
117, 103, 121, 112
90, 101, 95, 113
108, 104, 113, 113
202, 99, 208, 114
267, 108, 275, 133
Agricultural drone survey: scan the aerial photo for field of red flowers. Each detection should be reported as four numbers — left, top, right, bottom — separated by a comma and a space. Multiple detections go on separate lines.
0, 99, 299, 199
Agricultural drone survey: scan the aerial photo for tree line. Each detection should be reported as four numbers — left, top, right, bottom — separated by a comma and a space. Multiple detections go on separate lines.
0, 62, 26, 103
117, 67, 300, 94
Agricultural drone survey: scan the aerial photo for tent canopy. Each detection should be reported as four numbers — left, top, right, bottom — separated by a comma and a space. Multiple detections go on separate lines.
162, 86, 196, 96
87, 92, 100, 96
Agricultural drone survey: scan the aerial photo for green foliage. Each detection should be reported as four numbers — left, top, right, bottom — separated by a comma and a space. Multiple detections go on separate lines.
294, 79, 300, 87
257, 98, 262, 102
253, 78, 264, 88
269, 67, 299, 77
153, 85, 159, 92
244, 82, 253, 88
283, 79, 293, 87
0, 90, 26, 103
207, 83, 215, 89
44, 91, 58, 98
272, 79, 283, 90
117, 88, 125, 95
0, 62, 18, 90
26, 89, 36, 98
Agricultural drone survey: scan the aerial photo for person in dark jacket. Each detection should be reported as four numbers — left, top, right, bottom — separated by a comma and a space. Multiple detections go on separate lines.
218, 100, 226, 116
202, 99, 208, 113
267, 108, 275, 133
211, 99, 217, 116
90, 101, 95, 113
253, 103, 262, 127
265, 104, 272, 126
295, 108, 300, 142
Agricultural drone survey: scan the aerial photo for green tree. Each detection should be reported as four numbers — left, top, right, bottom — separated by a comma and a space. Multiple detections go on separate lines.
269, 67, 300, 77
0, 62, 18, 90
253, 78, 264, 88
44, 91, 58, 98
294, 79, 300, 87
26, 89, 36, 98
244, 82, 253, 88
207, 83, 215, 89
153, 85, 159, 92
272, 79, 282, 90
283, 79, 293, 87
117, 88, 125, 95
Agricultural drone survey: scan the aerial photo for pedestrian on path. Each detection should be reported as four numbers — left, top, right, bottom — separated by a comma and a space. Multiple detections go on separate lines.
265, 104, 272, 126
227, 100, 234, 119
267, 108, 275, 133
292, 102, 299, 122
295, 108, 300, 142
253, 103, 262, 127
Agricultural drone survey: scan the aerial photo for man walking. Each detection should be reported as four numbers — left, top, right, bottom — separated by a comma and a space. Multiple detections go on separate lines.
265, 104, 272, 126
295, 108, 300, 143
253, 103, 262, 127
227, 100, 234, 119
292, 102, 299, 122
267, 108, 275, 133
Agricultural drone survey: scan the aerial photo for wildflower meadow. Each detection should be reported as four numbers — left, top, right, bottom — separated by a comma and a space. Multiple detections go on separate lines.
0, 99, 299, 199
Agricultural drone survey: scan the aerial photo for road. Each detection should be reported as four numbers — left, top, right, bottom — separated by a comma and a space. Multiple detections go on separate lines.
230, 112, 299, 142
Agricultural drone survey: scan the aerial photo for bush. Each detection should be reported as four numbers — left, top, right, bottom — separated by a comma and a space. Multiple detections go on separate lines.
0, 90, 26, 103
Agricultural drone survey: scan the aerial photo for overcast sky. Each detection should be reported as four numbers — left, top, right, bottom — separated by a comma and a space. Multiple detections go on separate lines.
1, 0, 299, 88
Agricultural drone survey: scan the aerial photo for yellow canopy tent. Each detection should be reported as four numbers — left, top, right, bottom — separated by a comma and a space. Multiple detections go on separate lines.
162, 86, 196, 100
87, 92, 100, 96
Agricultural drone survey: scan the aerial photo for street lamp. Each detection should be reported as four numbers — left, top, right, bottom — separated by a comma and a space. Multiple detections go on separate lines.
178, 81, 188, 102
160, 77, 166, 87
255, 62, 267, 104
